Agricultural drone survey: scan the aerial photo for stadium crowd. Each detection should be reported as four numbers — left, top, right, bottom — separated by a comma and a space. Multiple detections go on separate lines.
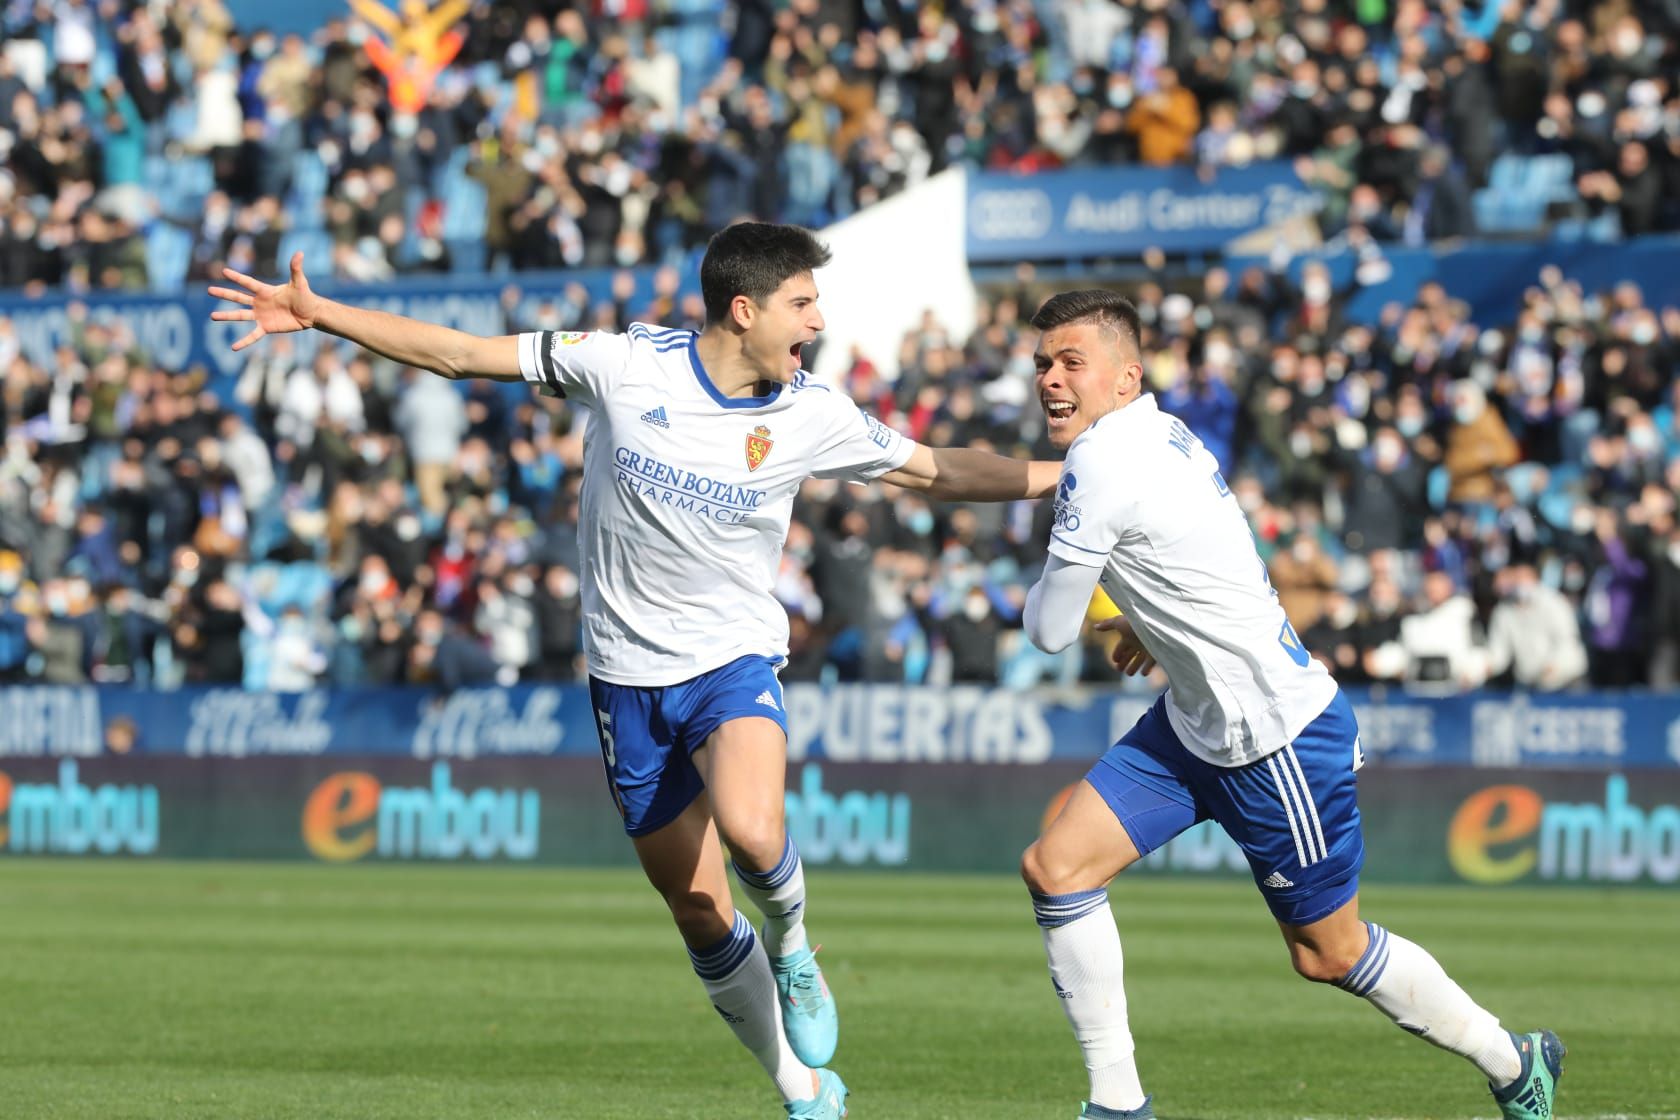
4, 0, 1680, 295
2, 253, 1678, 693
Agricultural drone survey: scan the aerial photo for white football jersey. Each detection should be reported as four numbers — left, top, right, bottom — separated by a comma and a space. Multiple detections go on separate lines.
517, 325, 913, 686
1047, 394, 1337, 766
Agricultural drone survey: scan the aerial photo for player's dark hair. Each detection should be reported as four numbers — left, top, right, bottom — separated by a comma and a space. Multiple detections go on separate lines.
1030, 290, 1142, 352
701, 222, 832, 324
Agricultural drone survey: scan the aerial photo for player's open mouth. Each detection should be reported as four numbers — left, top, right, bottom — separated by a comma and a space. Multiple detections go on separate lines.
1043, 399, 1076, 421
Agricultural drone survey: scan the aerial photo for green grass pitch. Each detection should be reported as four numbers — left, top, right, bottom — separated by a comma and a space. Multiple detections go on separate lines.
0, 861, 1673, 1119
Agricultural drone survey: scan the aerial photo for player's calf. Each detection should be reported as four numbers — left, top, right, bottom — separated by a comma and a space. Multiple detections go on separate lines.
690, 911, 817, 1106
1331, 920, 1528, 1091
735, 834, 837, 1068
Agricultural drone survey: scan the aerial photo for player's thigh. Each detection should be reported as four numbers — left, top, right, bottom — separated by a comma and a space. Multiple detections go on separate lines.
695, 715, 788, 864
630, 790, 736, 949
589, 676, 705, 838
1025, 697, 1201, 894
683, 655, 791, 861
1024, 779, 1146, 894
1203, 691, 1366, 928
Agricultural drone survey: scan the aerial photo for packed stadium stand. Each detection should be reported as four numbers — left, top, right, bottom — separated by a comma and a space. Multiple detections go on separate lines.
1, 0, 1678, 696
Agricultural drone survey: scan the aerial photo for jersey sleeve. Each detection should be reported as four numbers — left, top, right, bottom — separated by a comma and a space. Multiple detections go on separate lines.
806, 390, 914, 482
1045, 436, 1128, 567
516, 330, 631, 406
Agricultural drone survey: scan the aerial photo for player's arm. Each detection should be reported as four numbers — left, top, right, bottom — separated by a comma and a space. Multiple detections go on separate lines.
877, 443, 1061, 502
1023, 553, 1103, 653
209, 252, 522, 381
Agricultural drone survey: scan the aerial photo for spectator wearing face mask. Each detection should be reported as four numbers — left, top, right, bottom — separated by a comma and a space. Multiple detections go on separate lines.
531, 563, 582, 681
1160, 343, 1239, 474
30, 577, 96, 683
1267, 531, 1340, 635
1339, 425, 1429, 553
476, 573, 537, 683
1398, 571, 1486, 689
261, 603, 327, 691
1484, 563, 1587, 690
1584, 506, 1651, 687
1443, 380, 1520, 505
1126, 66, 1200, 166
936, 584, 1004, 684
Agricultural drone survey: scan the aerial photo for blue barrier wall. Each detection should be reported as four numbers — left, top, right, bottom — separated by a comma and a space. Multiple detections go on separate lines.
1227, 235, 1680, 327
2, 684, 1674, 769
0, 266, 690, 399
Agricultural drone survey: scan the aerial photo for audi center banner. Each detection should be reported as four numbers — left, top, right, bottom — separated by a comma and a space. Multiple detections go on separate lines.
966, 162, 1320, 262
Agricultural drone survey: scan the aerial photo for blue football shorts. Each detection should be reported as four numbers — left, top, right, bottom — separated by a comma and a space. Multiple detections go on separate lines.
1086, 690, 1366, 926
587, 654, 790, 837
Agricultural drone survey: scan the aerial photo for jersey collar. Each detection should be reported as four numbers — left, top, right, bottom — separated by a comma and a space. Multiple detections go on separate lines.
1070, 392, 1156, 451
688, 337, 783, 409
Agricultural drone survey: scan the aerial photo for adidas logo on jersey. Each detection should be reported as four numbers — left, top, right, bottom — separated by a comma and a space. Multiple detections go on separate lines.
1260, 871, 1295, 889
639, 405, 670, 428
755, 690, 779, 710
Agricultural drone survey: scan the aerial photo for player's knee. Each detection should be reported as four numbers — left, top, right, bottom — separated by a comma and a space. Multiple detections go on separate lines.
664, 888, 731, 941
1021, 839, 1077, 896
722, 817, 786, 874
1287, 941, 1361, 984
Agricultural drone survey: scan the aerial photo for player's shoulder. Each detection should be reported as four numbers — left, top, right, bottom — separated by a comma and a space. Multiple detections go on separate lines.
624, 321, 696, 353
776, 369, 851, 418
787, 369, 838, 396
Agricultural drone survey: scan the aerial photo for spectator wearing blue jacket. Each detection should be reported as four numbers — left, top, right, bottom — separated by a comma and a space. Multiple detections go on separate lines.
1160, 361, 1239, 475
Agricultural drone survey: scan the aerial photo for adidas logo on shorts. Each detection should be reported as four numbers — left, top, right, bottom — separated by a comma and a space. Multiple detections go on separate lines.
1260, 871, 1295, 889
755, 690, 779, 710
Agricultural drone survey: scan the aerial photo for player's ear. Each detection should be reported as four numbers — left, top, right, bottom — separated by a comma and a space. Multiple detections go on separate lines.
729, 293, 756, 332
1119, 360, 1143, 398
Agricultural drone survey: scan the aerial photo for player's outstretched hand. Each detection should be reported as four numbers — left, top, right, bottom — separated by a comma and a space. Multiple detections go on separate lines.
208, 251, 319, 351
1094, 614, 1156, 677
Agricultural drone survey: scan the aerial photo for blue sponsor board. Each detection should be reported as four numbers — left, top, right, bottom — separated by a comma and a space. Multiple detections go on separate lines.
966, 163, 1320, 261
0, 685, 1675, 769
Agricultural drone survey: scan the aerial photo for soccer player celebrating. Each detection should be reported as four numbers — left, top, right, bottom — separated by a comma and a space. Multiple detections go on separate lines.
1017, 291, 1563, 1120
211, 224, 1059, 1119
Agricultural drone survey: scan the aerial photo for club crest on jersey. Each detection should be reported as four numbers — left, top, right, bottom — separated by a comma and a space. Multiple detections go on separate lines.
745, 425, 774, 471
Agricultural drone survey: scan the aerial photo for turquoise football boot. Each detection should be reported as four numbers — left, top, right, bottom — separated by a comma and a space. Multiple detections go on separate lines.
771, 944, 838, 1067
1492, 1030, 1565, 1119
1078, 1096, 1153, 1119
785, 1068, 847, 1119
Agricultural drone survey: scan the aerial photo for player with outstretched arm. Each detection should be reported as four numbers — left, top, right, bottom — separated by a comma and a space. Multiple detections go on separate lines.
211, 223, 1059, 1119
1017, 290, 1563, 1120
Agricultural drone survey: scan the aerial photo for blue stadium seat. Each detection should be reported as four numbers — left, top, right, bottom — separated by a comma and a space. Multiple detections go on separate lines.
441, 167, 487, 240
1472, 154, 1577, 234
446, 237, 486, 273
286, 151, 329, 230
144, 223, 194, 292
278, 229, 334, 270
174, 156, 214, 200
1427, 464, 1450, 510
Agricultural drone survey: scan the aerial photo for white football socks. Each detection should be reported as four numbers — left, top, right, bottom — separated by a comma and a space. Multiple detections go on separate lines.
734, 833, 809, 958
689, 910, 813, 1102
1033, 889, 1148, 1112
1337, 921, 1522, 1086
